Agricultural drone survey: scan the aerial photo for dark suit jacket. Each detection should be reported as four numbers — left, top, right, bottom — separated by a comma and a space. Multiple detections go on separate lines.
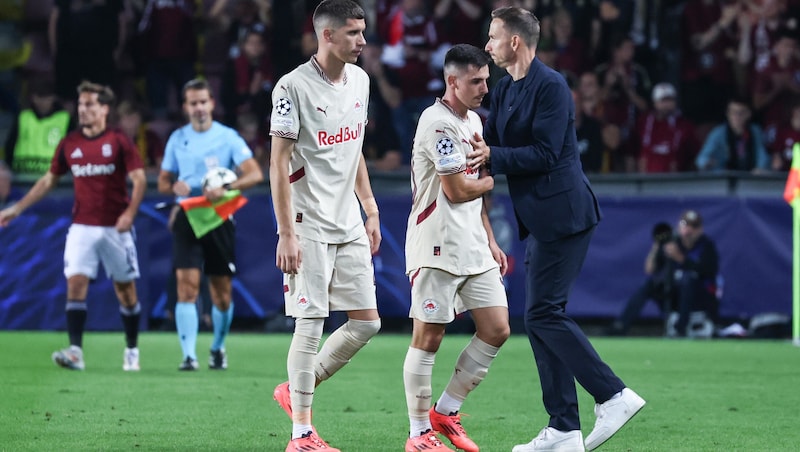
485, 57, 600, 242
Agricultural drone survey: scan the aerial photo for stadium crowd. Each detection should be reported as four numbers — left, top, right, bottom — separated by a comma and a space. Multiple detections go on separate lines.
2, 0, 800, 177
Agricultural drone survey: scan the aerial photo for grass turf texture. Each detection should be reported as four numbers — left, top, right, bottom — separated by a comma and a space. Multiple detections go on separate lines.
1, 331, 797, 451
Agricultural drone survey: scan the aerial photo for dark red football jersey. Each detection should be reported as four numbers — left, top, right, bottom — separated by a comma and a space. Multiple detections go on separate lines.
50, 128, 144, 226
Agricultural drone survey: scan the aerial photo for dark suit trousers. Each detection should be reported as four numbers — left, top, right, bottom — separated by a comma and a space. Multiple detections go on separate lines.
524, 226, 625, 431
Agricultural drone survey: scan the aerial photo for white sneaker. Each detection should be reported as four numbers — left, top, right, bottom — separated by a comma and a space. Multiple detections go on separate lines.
52, 345, 85, 370
512, 427, 584, 452
584, 388, 646, 450
123, 347, 140, 371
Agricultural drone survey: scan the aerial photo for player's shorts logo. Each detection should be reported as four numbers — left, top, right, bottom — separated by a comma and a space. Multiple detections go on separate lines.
422, 299, 439, 315
436, 137, 454, 155
275, 97, 293, 116
297, 294, 310, 310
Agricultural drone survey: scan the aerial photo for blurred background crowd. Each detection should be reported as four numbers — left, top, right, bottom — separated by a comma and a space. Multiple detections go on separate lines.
1, 0, 800, 182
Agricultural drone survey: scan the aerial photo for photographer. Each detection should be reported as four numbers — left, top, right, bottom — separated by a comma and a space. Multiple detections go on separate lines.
609, 210, 720, 336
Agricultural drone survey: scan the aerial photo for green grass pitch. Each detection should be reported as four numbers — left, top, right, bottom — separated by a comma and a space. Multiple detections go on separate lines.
1, 331, 798, 451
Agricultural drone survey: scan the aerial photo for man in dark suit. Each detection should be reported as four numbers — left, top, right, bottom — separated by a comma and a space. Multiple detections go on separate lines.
468, 7, 645, 452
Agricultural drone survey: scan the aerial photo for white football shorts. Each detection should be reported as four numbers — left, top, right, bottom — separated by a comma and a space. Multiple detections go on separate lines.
408, 266, 507, 324
284, 234, 377, 318
63, 224, 140, 282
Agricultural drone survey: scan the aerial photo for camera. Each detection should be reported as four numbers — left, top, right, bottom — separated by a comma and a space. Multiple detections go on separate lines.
652, 222, 673, 245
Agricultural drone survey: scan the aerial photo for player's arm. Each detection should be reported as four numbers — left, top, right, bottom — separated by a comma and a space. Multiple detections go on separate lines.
0, 171, 60, 227
355, 153, 381, 255
481, 195, 508, 275
269, 135, 301, 274
440, 167, 494, 204
116, 168, 146, 232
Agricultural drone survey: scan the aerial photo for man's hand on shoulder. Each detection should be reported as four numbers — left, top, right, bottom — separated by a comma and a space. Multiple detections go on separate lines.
468, 132, 490, 170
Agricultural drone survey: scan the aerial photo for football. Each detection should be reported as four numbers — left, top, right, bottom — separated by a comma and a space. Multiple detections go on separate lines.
201, 167, 237, 190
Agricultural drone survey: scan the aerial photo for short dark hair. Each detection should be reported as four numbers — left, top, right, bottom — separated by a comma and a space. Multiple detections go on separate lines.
727, 95, 751, 110
491, 6, 540, 48
182, 78, 213, 100
77, 81, 115, 106
313, 0, 365, 34
444, 44, 492, 75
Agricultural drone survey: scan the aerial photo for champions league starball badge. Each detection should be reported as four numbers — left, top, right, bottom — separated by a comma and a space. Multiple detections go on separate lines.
275, 97, 293, 116
436, 137, 454, 155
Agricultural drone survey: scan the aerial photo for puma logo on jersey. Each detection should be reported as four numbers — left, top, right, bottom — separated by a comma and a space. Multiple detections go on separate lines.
316, 106, 328, 116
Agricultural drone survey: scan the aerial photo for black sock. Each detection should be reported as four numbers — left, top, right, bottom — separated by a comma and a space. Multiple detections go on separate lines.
120, 303, 141, 349
66, 300, 87, 348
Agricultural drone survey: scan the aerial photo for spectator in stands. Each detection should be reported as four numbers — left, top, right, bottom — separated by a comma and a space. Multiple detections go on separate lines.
770, 102, 800, 171
49, 0, 127, 108
360, 42, 404, 171
576, 70, 630, 172
221, 26, 273, 128
595, 34, 651, 150
609, 210, 720, 337
696, 96, 770, 171
738, 0, 790, 76
137, 0, 197, 119
752, 28, 800, 145
4, 78, 71, 176
380, 0, 447, 162
433, 0, 485, 48
216, 0, 270, 59
117, 100, 164, 173
0, 2, 25, 120
577, 70, 604, 119
572, 85, 605, 173
550, 7, 590, 82
630, 82, 699, 173
594, 0, 635, 65
236, 112, 268, 170
0, 161, 21, 207
679, 0, 739, 129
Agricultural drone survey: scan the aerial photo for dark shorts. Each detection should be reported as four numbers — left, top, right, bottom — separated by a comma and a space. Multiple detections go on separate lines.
172, 208, 236, 276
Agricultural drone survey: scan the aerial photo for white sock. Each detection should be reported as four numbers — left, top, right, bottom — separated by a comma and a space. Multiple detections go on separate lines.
288, 318, 323, 424
404, 347, 436, 437
434, 392, 461, 415
438, 335, 499, 414
292, 424, 314, 440
410, 420, 432, 438
314, 319, 380, 381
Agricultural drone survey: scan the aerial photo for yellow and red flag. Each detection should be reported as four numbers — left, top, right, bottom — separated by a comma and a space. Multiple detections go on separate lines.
784, 143, 800, 205
179, 190, 248, 238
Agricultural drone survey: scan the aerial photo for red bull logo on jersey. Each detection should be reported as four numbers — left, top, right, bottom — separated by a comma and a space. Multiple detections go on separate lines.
297, 293, 310, 310
422, 299, 439, 315
71, 163, 116, 177
317, 123, 363, 146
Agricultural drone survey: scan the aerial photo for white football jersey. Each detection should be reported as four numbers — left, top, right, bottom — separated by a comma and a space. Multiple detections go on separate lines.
405, 99, 497, 275
270, 57, 370, 243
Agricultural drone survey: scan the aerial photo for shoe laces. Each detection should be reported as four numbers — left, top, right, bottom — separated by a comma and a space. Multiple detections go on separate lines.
594, 403, 607, 419
531, 427, 552, 445
448, 412, 468, 435
419, 430, 445, 447
300, 431, 330, 448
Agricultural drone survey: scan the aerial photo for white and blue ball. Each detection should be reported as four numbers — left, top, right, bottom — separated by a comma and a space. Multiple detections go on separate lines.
201, 167, 237, 190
